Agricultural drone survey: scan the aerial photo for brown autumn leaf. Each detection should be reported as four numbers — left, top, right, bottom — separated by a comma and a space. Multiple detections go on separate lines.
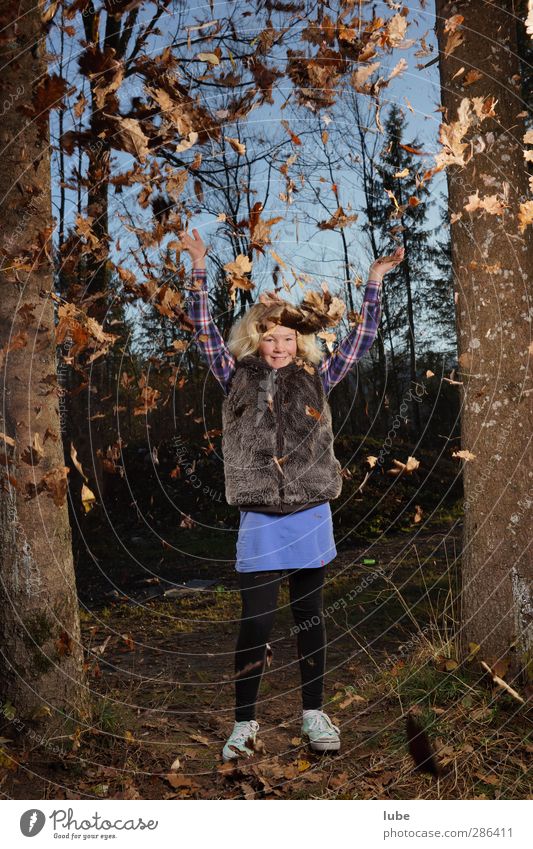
464, 191, 507, 216
81, 483, 96, 513
180, 514, 196, 528
35, 466, 70, 506
518, 200, 533, 233
452, 449, 476, 461
69, 443, 88, 482
197, 52, 220, 65
317, 206, 358, 231
224, 254, 253, 292
193, 179, 204, 203
27, 74, 69, 126
175, 131, 198, 153
133, 385, 161, 416
316, 330, 337, 352
387, 456, 420, 476
55, 630, 74, 657
120, 633, 135, 652
305, 405, 322, 421
20, 433, 45, 466
267, 283, 346, 335
281, 119, 302, 146
249, 208, 283, 254
105, 116, 150, 160
350, 62, 380, 91
225, 136, 246, 155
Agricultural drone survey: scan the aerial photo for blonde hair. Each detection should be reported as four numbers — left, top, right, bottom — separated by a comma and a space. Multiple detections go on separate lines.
227, 300, 324, 364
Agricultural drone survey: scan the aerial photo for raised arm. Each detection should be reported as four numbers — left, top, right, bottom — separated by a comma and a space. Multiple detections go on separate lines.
318, 246, 404, 395
318, 279, 382, 394
179, 229, 236, 395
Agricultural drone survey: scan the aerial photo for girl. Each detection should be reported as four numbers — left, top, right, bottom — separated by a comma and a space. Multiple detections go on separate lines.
176, 228, 403, 762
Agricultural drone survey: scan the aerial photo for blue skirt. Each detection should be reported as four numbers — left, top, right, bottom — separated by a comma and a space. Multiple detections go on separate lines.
235, 502, 337, 573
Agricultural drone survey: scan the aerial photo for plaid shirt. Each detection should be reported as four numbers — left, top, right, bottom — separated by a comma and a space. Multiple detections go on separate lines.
186, 268, 382, 396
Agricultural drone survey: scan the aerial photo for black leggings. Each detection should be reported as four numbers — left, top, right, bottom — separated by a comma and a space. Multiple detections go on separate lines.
234, 566, 326, 722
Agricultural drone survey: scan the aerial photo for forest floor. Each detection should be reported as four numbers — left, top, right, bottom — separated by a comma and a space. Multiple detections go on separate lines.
1, 522, 531, 800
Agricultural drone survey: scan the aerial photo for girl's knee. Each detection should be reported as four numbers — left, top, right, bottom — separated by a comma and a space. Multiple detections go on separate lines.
291, 605, 324, 628
239, 611, 275, 643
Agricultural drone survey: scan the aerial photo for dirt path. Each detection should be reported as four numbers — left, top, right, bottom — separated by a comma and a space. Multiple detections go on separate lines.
2, 525, 531, 800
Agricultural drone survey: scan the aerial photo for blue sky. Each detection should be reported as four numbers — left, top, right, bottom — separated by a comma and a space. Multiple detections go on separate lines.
49, 1, 451, 343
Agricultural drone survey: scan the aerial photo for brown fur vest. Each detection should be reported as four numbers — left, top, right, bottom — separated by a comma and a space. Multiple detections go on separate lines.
221, 354, 343, 513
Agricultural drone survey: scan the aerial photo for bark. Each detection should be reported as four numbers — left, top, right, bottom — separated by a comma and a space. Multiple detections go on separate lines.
436, 0, 533, 681
0, 0, 89, 733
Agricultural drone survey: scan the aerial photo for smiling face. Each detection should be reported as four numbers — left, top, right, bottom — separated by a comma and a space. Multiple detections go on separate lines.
258, 321, 298, 368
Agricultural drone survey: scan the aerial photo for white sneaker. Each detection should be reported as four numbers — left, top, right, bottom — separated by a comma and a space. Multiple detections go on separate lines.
222, 719, 260, 762
301, 710, 340, 752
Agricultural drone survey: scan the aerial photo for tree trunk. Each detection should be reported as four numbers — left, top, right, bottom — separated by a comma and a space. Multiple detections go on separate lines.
436, 0, 533, 682
0, 0, 89, 733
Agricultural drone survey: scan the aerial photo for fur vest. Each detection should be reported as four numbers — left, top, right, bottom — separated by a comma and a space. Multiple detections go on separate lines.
221, 354, 343, 513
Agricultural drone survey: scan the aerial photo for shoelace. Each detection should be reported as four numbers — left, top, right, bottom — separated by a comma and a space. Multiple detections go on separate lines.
305, 712, 339, 734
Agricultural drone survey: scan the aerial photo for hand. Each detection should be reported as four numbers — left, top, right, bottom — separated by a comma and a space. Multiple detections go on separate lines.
369, 246, 404, 280
176, 228, 207, 267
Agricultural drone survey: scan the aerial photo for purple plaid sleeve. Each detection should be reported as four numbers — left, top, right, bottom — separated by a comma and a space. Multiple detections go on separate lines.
186, 268, 236, 394
317, 279, 382, 395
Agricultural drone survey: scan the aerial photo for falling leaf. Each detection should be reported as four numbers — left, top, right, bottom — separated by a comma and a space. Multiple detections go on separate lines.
387, 456, 420, 476
70, 443, 88, 481
0, 432, 15, 448
223, 254, 253, 292
280, 119, 302, 147
197, 52, 220, 65
225, 136, 246, 155
452, 449, 476, 461
305, 405, 322, 421
426, 370, 435, 378
175, 131, 198, 153
463, 69, 483, 85
21, 433, 44, 466
388, 58, 408, 81
193, 179, 204, 203
350, 62, 380, 91
317, 206, 357, 230
81, 483, 96, 513
366, 455, 378, 468
464, 190, 507, 216
413, 505, 423, 524
316, 330, 336, 353
518, 200, 533, 233
55, 630, 73, 657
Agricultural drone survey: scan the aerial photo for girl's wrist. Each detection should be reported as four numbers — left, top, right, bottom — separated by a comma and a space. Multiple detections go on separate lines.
192, 259, 206, 270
